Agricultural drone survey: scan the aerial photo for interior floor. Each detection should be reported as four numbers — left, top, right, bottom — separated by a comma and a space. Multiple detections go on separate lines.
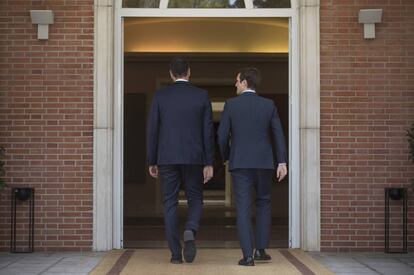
124, 207, 288, 248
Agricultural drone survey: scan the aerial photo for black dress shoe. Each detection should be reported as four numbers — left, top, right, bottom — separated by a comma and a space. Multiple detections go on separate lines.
183, 240, 196, 263
238, 257, 255, 266
183, 230, 197, 263
254, 249, 272, 261
170, 256, 183, 264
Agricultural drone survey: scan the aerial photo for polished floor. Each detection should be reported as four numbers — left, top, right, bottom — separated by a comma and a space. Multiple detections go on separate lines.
123, 206, 289, 248
124, 224, 288, 248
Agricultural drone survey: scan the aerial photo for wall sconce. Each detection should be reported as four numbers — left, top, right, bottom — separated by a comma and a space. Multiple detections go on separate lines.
30, 10, 54, 40
358, 9, 382, 39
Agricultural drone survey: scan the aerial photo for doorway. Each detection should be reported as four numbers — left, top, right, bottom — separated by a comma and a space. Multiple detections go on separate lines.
122, 17, 290, 248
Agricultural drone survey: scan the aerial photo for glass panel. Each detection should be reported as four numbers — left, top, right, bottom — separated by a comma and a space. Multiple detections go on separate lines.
253, 0, 291, 8
168, 0, 245, 8
122, 0, 160, 8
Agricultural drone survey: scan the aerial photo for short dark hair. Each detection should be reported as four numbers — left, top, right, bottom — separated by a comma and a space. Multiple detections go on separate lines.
169, 57, 189, 78
238, 67, 261, 90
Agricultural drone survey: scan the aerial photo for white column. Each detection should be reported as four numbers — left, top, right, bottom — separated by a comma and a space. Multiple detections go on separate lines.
299, 0, 320, 251
93, 0, 114, 251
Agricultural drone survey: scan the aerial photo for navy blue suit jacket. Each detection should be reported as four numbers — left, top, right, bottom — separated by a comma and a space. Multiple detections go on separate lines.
147, 81, 214, 166
217, 92, 287, 170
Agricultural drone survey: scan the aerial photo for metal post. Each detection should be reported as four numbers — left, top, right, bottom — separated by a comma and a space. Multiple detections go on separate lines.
384, 188, 389, 253
10, 187, 35, 253
403, 188, 408, 253
10, 188, 16, 252
384, 187, 408, 254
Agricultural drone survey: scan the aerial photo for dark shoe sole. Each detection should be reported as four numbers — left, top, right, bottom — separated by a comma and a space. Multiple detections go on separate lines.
183, 240, 196, 263
170, 258, 183, 264
238, 260, 255, 266
254, 250, 272, 261
254, 256, 271, 261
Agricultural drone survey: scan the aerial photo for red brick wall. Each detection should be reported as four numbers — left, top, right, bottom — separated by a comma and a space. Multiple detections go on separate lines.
320, 0, 414, 252
1, 0, 413, 253
0, 0, 94, 251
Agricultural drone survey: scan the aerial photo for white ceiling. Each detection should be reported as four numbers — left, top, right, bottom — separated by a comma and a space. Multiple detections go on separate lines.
124, 17, 289, 53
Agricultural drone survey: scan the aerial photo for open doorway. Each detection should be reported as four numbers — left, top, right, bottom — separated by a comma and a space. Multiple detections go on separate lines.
122, 18, 289, 248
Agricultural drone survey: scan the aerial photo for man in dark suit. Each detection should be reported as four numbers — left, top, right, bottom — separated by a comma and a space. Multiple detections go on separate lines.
147, 57, 214, 264
217, 67, 287, 266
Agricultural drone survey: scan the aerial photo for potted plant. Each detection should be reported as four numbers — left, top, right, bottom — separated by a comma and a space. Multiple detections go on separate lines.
0, 147, 6, 191
407, 123, 414, 191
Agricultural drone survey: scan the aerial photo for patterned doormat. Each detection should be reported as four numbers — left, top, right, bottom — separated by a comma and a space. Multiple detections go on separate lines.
90, 249, 334, 275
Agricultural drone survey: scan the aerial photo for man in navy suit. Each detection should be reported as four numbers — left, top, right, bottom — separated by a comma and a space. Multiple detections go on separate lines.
147, 57, 214, 264
217, 67, 287, 266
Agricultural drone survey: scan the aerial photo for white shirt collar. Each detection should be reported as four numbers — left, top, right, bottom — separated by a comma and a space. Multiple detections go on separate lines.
175, 78, 189, 82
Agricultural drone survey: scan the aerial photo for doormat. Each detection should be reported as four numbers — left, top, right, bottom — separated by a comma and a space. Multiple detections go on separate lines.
89, 248, 334, 275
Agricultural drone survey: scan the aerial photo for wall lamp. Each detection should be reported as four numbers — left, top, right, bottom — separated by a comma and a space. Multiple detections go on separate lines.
358, 9, 382, 39
30, 10, 54, 40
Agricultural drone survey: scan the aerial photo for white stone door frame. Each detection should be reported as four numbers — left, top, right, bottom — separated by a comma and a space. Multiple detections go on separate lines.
93, 0, 320, 251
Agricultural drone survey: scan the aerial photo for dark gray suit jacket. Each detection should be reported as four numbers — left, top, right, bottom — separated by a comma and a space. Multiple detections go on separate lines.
217, 92, 287, 170
147, 81, 214, 166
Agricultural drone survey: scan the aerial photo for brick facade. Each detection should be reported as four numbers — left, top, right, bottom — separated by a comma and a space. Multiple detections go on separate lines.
0, 0, 413, 252
0, 0, 94, 251
320, 0, 414, 252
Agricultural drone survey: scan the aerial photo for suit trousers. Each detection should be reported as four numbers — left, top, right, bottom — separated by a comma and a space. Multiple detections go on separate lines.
231, 169, 273, 257
158, 165, 204, 257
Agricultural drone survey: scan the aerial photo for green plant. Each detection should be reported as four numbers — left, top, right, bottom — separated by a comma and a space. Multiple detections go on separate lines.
407, 123, 414, 190
0, 147, 5, 190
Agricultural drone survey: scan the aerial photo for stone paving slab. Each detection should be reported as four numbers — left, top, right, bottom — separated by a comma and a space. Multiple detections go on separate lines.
0, 252, 105, 275
310, 252, 414, 275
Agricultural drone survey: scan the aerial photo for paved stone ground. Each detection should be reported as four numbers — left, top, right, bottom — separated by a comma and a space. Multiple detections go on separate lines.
0, 252, 105, 275
0, 251, 413, 274
310, 252, 414, 275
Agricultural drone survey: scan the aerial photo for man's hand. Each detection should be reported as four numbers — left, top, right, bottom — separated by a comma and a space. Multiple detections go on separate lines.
149, 165, 158, 178
203, 165, 213, 184
276, 164, 287, 182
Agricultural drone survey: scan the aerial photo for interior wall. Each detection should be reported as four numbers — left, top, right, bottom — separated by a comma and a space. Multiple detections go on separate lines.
123, 55, 289, 219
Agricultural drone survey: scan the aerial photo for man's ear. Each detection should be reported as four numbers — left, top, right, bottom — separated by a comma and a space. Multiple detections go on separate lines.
169, 70, 176, 81
187, 68, 191, 78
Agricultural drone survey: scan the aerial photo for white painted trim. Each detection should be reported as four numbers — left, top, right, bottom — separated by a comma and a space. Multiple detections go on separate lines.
119, 8, 293, 17
113, 0, 123, 249
289, 5, 301, 249
110, 0, 304, 251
